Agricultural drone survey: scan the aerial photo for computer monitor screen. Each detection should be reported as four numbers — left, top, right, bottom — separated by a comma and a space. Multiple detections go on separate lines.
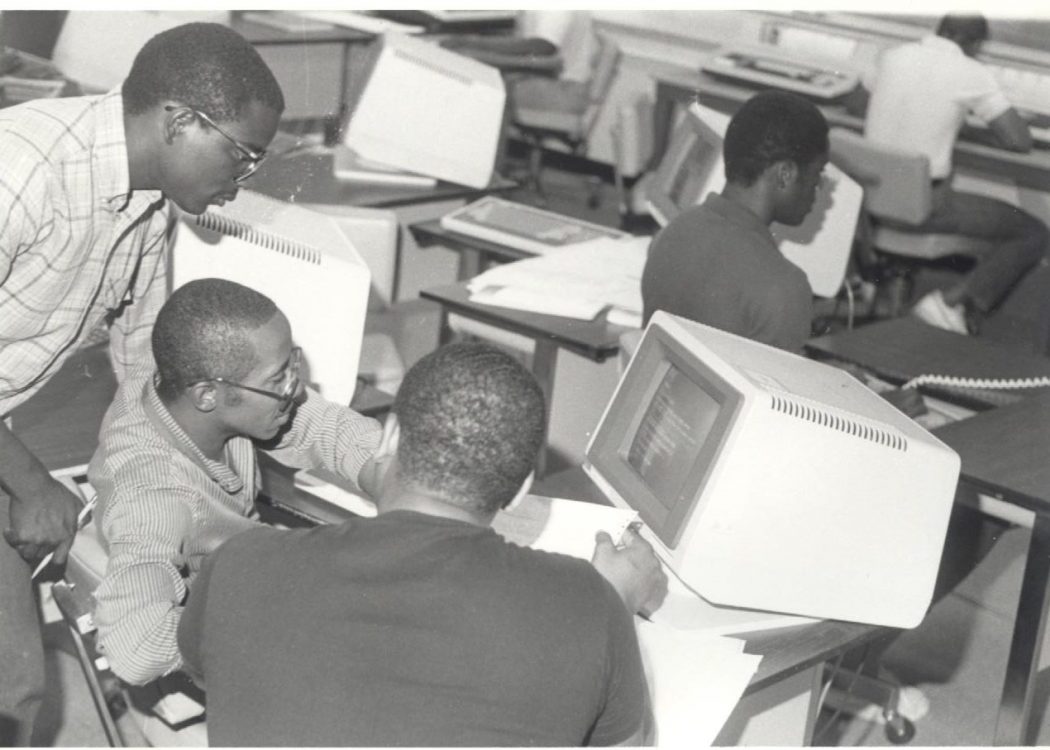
169, 190, 372, 406
645, 101, 862, 298
586, 312, 960, 628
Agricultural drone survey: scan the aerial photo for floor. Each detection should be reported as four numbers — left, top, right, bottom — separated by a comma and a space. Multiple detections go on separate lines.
32, 147, 1050, 747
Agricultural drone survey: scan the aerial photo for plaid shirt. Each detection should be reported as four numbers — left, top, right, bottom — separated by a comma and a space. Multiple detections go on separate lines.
0, 89, 172, 416
88, 371, 382, 685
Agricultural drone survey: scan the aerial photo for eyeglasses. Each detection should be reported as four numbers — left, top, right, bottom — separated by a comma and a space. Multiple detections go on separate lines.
165, 105, 268, 183
206, 347, 302, 411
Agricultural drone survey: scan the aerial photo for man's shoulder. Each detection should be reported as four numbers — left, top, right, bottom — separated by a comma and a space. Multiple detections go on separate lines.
0, 94, 102, 153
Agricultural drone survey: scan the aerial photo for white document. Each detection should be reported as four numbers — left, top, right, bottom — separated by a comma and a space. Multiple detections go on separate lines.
466, 236, 649, 324
636, 620, 761, 747
294, 473, 378, 517
493, 494, 638, 556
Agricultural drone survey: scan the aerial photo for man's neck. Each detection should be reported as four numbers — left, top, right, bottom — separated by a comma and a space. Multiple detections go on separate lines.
378, 483, 492, 528
159, 394, 230, 463
124, 109, 157, 192
720, 182, 775, 226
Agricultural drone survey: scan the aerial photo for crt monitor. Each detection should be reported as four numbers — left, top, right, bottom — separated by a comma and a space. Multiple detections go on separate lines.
341, 33, 505, 189
585, 312, 960, 628
170, 190, 372, 406
645, 102, 862, 298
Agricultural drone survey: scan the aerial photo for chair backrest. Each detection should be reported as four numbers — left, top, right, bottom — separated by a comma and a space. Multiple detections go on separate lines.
828, 128, 932, 226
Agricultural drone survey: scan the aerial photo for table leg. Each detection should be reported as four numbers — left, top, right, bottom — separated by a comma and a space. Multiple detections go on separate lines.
532, 340, 559, 478
994, 512, 1050, 745
456, 247, 482, 281
436, 309, 454, 347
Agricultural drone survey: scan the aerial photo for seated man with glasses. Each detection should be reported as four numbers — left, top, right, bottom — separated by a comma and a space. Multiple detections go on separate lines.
88, 278, 388, 686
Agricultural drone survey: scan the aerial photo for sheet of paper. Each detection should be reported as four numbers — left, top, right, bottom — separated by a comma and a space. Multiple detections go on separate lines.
464, 236, 649, 323
492, 494, 638, 559
636, 619, 761, 747
294, 473, 378, 517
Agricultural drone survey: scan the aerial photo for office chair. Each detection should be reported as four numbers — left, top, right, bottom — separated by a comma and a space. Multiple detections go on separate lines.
509, 34, 622, 206
55, 490, 208, 747
829, 128, 994, 317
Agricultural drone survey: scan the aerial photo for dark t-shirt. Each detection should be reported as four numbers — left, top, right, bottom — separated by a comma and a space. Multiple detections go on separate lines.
641, 193, 813, 352
178, 511, 646, 747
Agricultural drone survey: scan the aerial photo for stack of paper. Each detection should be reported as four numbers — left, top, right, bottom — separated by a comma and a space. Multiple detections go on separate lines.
466, 236, 650, 327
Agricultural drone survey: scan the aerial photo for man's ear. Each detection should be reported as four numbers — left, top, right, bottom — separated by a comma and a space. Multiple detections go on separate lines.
502, 470, 535, 513
774, 160, 799, 190
188, 381, 219, 413
163, 104, 196, 145
376, 413, 400, 461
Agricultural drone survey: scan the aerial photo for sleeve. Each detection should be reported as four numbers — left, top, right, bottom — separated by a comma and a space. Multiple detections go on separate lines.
107, 208, 175, 383
960, 60, 1013, 123
263, 387, 382, 489
93, 484, 196, 685
177, 542, 217, 687
586, 584, 648, 745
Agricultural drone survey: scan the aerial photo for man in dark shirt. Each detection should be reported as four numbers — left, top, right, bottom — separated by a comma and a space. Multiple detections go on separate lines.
642, 91, 829, 352
178, 342, 665, 746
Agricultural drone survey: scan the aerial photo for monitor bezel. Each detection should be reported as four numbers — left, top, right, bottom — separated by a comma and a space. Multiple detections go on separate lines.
645, 104, 724, 227
588, 324, 744, 548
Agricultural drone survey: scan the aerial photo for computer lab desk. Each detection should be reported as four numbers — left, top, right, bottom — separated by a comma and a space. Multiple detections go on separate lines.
652, 67, 1050, 192
808, 318, 1050, 745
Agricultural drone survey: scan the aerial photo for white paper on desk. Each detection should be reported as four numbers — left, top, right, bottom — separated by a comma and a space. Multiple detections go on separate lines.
492, 494, 638, 559
469, 285, 606, 320
636, 619, 760, 747
294, 473, 377, 517
465, 236, 648, 323
530, 498, 639, 559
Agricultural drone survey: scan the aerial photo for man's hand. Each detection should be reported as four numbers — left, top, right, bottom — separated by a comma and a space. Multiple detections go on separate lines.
3, 477, 81, 565
592, 528, 668, 617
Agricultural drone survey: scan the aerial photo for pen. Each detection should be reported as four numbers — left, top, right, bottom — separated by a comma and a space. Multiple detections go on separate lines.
31, 495, 97, 580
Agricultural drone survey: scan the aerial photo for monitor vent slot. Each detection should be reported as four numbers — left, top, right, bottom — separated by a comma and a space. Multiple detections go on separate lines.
769, 394, 907, 451
195, 212, 322, 265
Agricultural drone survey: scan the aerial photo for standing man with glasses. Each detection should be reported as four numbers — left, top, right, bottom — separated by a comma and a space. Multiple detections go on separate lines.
0, 22, 284, 743
88, 279, 389, 686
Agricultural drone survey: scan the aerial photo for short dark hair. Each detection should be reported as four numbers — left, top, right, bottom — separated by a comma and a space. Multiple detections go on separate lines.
723, 91, 829, 186
152, 278, 279, 400
393, 342, 546, 515
123, 22, 284, 120
936, 14, 989, 47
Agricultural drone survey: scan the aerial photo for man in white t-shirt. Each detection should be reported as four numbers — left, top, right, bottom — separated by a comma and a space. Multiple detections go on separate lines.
859, 14, 1048, 335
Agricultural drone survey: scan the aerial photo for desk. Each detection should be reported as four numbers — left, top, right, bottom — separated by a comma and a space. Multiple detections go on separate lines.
806, 317, 1050, 410
933, 392, 1050, 746
409, 218, 533, 279
808, 318, 1050, 746
652, 68, 1050, 192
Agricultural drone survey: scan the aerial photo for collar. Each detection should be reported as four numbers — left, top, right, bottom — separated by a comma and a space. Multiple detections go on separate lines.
702, 192, 773, 238
142, 375, 245, 494
95, 87, 164, 216
921, 35, 966, 58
